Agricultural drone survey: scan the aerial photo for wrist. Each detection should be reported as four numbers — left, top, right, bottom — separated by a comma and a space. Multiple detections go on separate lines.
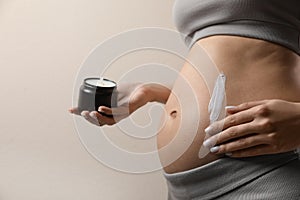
142, 83, 171, 104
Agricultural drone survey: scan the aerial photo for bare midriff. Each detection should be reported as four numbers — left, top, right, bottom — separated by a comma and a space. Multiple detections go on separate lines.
157, 35, 300, 174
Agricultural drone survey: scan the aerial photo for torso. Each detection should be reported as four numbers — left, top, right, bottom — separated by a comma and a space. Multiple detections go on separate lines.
157, 35, 300, 174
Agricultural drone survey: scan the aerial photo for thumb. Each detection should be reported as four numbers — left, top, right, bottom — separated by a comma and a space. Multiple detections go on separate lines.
98, 105, 130, 116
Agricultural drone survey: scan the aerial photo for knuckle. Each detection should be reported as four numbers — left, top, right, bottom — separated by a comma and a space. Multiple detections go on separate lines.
241, 102, 250, 109
255, 105, 270, 116
226, 116, 237, 126
221, 145, 229, 153
220, 143, 233, 153
228, 128, 238, 138
267, 99, 278, 107
237, 138, 248, 146
216, 124, 225, 134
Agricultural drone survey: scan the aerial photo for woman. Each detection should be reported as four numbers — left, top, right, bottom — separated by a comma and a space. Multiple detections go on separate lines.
70, 0, 300, 199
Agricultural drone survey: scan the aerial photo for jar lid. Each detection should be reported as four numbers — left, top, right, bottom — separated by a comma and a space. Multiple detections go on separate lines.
84, 77, 116, 88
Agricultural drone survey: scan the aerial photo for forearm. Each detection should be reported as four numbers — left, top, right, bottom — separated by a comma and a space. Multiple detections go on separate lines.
143, 83, 171, 104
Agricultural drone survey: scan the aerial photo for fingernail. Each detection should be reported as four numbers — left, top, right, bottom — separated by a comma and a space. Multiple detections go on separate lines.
225, 106, 236, 110
203, 138, 215, 148
225, 152, 232, 156
205, 126, 213, 135
210, 146, 220, 153
90, 112, 97, 120
81, 111, 89, 117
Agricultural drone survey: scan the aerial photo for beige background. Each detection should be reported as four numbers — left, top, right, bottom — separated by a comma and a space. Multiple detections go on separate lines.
0, 0, 177, 199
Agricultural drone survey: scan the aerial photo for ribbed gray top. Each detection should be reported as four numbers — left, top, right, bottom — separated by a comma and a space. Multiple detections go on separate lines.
173, 0, 300, 55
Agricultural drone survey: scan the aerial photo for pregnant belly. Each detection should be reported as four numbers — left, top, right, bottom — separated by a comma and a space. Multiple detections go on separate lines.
157, 36, 300, 174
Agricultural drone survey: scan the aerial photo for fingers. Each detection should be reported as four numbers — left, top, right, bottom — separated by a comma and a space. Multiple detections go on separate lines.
90, 111, 116, 126
70, 106, 127, 126
226, 100, 267, 114
98, 106, 113, 115
81, 111, 118, 126
81, 111, 103, 126
69, 107, 80, 115
205, 100, 270, 136
224, 144, 278, 158
211, 134, 271, 155
98, 106, 130, 116
203, 122, 259, 148
205, 109, 255, 136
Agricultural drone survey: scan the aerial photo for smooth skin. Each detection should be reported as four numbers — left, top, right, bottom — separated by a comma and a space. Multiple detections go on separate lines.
204, 99, 300, 157
70, 35, 300, 173
69, 83, 171, 126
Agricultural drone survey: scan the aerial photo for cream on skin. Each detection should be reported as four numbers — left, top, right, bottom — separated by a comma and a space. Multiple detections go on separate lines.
199, 73, 226, 158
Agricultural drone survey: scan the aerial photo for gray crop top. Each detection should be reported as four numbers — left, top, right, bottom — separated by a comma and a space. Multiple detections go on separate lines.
173, 0, 300, 55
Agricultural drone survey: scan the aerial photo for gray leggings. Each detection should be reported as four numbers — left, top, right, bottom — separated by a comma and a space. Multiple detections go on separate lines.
164, 152, 300, 200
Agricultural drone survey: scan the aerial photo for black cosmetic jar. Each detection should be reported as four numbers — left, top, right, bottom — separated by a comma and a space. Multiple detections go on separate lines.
77, 77, 117, 117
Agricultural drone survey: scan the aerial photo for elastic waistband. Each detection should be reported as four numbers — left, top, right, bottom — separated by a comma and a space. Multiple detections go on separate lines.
164, 151, 298, 200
